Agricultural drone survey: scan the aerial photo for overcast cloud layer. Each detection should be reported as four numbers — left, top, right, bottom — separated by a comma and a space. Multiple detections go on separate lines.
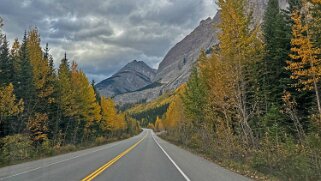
0, 0, 217, 82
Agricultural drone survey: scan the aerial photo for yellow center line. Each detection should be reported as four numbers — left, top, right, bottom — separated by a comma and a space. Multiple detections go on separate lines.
81, 134, 147, 181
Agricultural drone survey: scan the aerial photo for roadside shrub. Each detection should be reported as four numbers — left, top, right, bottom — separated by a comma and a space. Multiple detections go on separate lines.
252, 134, 321, 180
39, 139, 54, 156
304, 134, 321, 180
95, 136, 107, 145
0, 134, 34, 163
56, 144, 77, 154
188, 133, 202, 149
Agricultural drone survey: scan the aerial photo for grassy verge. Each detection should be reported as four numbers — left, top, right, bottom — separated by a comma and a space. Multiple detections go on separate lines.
159, 134, 276, 181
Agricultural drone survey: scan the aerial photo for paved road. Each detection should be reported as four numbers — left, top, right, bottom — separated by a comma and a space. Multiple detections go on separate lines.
0, 129, 251, 181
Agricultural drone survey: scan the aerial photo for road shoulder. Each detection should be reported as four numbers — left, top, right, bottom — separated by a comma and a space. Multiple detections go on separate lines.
154, 133, 252, 181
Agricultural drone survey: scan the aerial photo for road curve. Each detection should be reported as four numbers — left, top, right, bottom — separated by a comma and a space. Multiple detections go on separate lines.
0, 129, 251, 181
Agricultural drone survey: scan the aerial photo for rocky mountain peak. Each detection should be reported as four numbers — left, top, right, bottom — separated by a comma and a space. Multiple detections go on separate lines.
118, 60, 156, 79
96, 60, 156, 98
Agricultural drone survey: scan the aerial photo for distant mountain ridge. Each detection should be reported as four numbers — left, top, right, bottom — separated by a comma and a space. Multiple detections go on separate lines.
97, 0, 289, 105
111, 15, 220, 105
96, 60, 156, 98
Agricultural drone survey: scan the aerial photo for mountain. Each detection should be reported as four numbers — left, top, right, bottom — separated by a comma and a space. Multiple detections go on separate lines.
96, 60, 156, 98
100, 0, 289, 105
112, 15, 220, 105
153, 15, 220, 91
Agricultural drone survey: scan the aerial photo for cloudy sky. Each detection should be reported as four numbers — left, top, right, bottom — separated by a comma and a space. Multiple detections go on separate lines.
0, 0, 217, 82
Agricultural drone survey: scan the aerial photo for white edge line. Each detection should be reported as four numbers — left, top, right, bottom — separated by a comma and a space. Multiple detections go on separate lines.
152, 132, 191, 181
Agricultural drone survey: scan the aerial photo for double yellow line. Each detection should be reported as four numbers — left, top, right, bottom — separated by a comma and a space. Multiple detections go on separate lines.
81, 134, 147, 181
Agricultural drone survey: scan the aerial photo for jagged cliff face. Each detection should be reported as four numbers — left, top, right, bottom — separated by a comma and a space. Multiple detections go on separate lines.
98, 0, 289, 105
96, 60, 156, 98
249, 0, 288, 22
154, 14, 220, 91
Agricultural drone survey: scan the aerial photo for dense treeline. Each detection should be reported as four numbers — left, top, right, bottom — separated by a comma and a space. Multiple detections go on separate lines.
130, 103, 169, 127
0, 20, 141, 165
160, 0, 321, 179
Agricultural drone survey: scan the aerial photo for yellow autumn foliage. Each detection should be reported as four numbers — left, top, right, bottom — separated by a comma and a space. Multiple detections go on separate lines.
287, 5, 321, 116
154, 116, 164, 132
287, 10, 321, 91
27, 113, 49, 142
0, 83, 24, 124
100, 97, 126, 134
71, 62, 102, 123
27, 28, 54, 99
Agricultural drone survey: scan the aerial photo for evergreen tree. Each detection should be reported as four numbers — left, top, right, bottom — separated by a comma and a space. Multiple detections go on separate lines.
310, 0, 321, 48
10, 38, 21, 86
57, 53, 75, 143
57, 53, 74, 117
43, 43, 49, 60
280, 0, 314, 129
0, 35, 14, 86
262, 0, 292, 106
44, 49, 57, 107
42, 45, 59, 141
182, 67, 207, 128
0, 17, 3, 42
16, 31, 35, 114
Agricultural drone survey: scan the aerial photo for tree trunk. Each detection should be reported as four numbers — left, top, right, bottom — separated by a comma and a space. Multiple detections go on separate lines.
313, 79, 321, 117
72, 120, 80, 144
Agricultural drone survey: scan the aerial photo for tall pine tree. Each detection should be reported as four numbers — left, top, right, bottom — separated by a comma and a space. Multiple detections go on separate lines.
262, 0, 292, 106
16, 31, 35, 117
0, 35, 14, 86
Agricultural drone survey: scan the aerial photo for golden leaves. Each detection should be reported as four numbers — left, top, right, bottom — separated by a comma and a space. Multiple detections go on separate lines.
154, 116, 164, 132
100, 97, 126, 133
0, 83, 24, 120
287, 9, 321, 91
27, 113, 48, 142
27, 28, 53, 99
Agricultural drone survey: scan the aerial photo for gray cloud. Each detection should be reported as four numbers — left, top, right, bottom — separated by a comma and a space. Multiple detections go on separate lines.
0, 0, 217, 82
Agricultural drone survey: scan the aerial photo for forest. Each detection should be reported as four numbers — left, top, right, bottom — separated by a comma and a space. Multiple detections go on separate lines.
0, 20, 141, 166
153, 0, 321, 180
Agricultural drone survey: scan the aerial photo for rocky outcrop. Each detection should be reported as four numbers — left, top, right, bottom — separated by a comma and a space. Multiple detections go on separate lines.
96, 60, 156, 98
249, 0, 288, 23
154, 14, 220, 92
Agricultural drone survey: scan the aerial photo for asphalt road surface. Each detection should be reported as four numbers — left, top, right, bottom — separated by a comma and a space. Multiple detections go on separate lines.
0, 129, 251, 181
